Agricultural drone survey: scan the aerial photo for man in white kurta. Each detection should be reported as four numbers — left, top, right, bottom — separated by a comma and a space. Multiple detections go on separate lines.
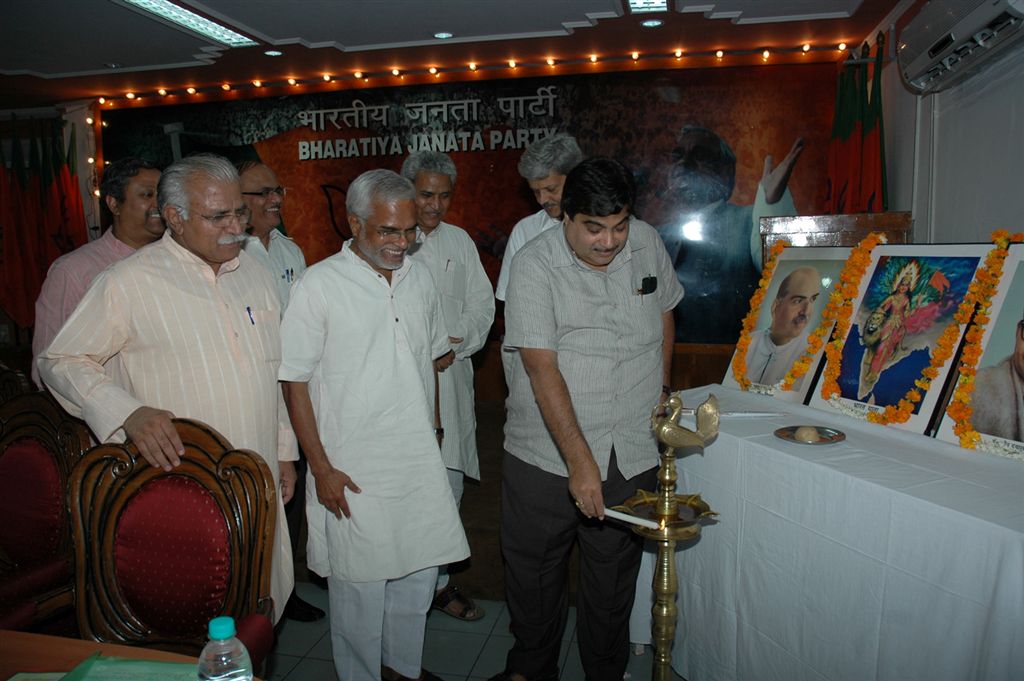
402, 151, 495, 622
280, 169, 468, 681
744, 266, 821, 386
239, 162, 307, 308
495, 133, 583, 301
239, 161, 324, 623
38, 154, 296, 622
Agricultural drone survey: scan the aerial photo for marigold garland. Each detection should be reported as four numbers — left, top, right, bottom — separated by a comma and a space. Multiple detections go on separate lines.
731, 239, 789, 391
818, 233, 887, 404
821, 231, 1018, 426
945, 231, 1024, 447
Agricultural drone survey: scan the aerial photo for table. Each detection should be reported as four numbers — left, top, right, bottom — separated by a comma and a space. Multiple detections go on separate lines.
0, 630, 196, 679
629, 386, 1024, 681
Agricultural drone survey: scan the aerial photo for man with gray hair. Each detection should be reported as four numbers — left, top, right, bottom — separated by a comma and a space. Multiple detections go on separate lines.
495, 133, 583, 301
38, 153, 297, 622
280, 169, 469, 681
401, 150, 495, 622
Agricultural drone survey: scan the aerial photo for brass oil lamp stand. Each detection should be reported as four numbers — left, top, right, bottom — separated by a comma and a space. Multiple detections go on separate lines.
611, 392, 719, 681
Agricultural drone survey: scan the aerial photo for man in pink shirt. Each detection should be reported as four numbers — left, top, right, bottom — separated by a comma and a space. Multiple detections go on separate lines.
31, 157, 163, 386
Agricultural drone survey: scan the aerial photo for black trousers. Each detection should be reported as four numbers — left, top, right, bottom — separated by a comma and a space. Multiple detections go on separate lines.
285, 456, 308, 580
500, 451, 656, 681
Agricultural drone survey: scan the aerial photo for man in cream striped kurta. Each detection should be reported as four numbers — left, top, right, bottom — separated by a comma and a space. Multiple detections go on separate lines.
39, 154, 296, 622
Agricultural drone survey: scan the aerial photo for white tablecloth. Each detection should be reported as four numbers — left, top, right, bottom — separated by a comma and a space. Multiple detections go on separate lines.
629, 385, 1024, 681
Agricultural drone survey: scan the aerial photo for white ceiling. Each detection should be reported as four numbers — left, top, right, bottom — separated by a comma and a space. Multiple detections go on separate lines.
0, 0, 904, 108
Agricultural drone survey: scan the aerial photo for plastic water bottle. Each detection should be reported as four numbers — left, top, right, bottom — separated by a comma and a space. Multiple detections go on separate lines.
197, 616, 253, 681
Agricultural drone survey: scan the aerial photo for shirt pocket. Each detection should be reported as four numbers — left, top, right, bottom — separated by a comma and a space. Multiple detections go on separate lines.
623, 293, 663, 348
250, 308, 282, 362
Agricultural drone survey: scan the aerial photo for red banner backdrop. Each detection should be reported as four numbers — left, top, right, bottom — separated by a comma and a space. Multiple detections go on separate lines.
103, 63, 835, 341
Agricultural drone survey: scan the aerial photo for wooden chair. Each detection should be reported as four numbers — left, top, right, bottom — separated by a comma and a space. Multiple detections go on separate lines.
69, 418, 275, 664
0, 389, 91, 630
0, 361, 34, 403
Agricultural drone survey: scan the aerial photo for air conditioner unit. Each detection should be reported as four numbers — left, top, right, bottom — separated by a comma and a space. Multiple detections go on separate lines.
898, 0, 1024, 93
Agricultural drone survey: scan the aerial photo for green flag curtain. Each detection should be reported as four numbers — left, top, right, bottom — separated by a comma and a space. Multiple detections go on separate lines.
826, 36, 888, 214
0, 116, 88, 327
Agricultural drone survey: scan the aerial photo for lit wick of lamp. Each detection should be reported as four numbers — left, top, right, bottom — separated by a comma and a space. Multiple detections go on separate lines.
610, 392, 719, 681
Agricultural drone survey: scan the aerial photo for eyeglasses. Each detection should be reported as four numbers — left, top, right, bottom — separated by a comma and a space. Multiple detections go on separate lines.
241, 186, 287, 198
374, 225, 419, 243
199, 207, 250, 228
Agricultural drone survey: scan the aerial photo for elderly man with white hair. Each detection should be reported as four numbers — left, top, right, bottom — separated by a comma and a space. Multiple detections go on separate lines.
38, 153, 297, 621
280, 169, 468, 681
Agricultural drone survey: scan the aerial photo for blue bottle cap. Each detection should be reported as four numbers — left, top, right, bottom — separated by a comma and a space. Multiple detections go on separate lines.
208, 616, 236, 640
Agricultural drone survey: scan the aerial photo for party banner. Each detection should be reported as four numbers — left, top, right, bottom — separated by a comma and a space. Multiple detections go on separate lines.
103, 64, 834, 342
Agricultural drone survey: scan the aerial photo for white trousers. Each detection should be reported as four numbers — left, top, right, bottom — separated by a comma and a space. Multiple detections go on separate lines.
328, 566, 439, 681
435, 467, 465, 591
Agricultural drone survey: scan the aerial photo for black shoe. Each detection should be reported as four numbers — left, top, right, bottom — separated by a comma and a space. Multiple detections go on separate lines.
283, 593, 325, 622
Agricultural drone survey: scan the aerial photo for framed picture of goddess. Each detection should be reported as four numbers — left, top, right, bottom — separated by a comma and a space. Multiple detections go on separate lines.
936, 245, 1024, 460
722, 247, 849, 403
807, 244, 989, 433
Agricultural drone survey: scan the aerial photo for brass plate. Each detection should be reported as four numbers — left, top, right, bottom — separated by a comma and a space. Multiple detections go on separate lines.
774, 425, 846, 445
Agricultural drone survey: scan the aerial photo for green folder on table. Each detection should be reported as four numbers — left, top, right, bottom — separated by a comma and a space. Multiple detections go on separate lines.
59, 653, 196, 680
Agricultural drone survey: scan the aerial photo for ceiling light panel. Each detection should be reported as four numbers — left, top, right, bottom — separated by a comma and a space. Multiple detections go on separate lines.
627, 0, 668, 12
120, 0, 257, 47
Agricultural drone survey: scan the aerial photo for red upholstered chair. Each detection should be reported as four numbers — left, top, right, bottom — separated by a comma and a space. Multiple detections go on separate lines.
69, 418, 275, 667
0, 387, 91, 631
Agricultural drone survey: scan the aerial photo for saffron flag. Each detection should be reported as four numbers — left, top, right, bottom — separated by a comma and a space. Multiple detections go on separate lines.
825, 59, 862, 213
826, 39, 887, 214
860, 36, 888, 213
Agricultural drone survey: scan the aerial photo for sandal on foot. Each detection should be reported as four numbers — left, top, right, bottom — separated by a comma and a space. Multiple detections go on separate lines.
431, 584, 485, 621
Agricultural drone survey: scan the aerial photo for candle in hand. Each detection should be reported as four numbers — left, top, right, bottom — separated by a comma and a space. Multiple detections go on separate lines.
602, 507, 660, 530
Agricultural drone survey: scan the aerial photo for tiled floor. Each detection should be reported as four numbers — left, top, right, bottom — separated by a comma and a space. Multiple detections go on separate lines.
267, 583, 685, 681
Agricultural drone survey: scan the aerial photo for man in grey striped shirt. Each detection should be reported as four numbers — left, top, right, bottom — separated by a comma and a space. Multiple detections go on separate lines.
495, 158, 683, 681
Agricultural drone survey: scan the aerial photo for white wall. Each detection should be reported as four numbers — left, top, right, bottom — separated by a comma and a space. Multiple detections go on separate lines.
906, 44, 1024, 243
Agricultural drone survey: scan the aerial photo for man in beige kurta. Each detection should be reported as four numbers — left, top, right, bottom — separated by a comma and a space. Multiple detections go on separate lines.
38, 154, 296, 622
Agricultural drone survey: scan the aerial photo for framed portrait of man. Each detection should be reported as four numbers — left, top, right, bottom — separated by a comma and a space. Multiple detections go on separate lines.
722, 247, 849, 403
936, 244, 1024, 459
807, 244, 990, 433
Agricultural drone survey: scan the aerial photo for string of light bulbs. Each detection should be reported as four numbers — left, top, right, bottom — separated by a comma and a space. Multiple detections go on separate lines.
95, 42, 852, 107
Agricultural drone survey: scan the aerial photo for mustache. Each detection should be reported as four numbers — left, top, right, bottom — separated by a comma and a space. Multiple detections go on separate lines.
217, 234, 248, 245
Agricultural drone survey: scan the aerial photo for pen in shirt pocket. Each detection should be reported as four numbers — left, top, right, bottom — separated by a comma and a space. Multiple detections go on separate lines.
246, 306, 256, 325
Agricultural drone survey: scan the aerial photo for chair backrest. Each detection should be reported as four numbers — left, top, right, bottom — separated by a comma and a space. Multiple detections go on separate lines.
69, 418, 276, 651
0, 391, 91, 578
0, 362, 34, 404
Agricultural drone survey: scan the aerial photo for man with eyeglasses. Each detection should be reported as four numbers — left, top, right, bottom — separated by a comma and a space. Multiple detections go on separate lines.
32, 157, 163, 387
239, 162, 307, 307
280, 169, 468, 681
39, 153, 298, 624
972, 310, 1024, 442
237, 160, 324, 623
